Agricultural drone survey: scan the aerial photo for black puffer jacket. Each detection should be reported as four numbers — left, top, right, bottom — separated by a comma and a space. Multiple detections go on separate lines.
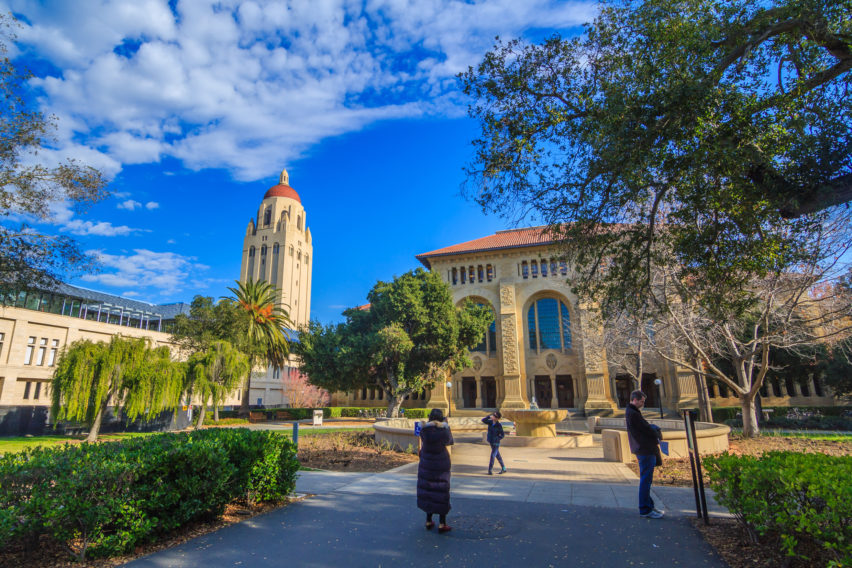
625, 403, 659, 456
417, 421, 454, 515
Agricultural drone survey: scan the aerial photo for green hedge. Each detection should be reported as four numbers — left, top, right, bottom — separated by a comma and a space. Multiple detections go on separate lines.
705, 452, 852, 566
712, 406, 852, 423
0, 429, 298, 561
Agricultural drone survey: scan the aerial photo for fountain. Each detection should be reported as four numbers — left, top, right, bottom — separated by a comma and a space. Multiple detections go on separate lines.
495, 401, 593, 448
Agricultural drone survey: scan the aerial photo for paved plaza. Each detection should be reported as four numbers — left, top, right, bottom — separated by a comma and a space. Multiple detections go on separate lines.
125, 433, 729, 567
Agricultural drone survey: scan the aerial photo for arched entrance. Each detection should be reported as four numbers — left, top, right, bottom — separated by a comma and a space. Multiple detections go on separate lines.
481, 377, 497, 408
534, 376, 553, 408
462, 377, 477, 408
555, 375, 574, 408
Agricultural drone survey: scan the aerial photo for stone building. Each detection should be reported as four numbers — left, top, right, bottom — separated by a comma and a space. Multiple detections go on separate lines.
0, 284, 243, 434
336, 226, 835, 415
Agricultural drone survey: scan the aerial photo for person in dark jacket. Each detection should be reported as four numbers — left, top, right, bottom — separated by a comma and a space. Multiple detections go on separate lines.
417, 408, 454, 532
625, 390, 665, 519
482, 411, 506, 474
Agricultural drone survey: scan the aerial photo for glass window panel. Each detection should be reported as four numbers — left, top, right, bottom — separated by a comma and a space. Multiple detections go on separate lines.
537, 298, 560, 349
23, 382, 31, 399
560, 301, 572, 349
488, 320, 496, 356
528, 305, 537, 350
25, 293, 40, 310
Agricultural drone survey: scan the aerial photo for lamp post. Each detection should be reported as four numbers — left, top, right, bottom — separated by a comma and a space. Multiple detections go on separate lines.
446, 381, 452, 418
654, 378, 664, 419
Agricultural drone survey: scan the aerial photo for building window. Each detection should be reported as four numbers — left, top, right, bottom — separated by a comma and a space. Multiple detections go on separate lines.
550, 260, 557, 276
47, 339, 59, 366
477, 265, 484, 282
24, 336, 35, 365
527, 298, 572, 352
521, 261, 529, 279
468, 266, 475, 283
472, 303, 496, 356
531, 260, 538, 278
0, 332, 4, 356
305, 255, 309, 265
264, 207, 272, 227
460, 267, 467, 284
289, 246, 294, 256
486, 265, 494, 281
36, 338, 47, 366
560, 261, 568, 275
540, 260, 548, 277
23, 381, 31, 399
33, 381, 42, 400
296, 215, 302, 230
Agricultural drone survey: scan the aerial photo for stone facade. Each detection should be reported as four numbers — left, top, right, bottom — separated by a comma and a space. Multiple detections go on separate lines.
334, 226, 836, 415
240, 168, 313, 329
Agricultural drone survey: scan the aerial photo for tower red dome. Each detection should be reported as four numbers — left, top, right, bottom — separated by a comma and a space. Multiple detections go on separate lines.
263, 168, 301, 202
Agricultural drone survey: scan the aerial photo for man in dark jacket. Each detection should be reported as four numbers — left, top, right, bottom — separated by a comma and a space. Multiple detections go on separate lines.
625, 390, 664, 519
482, 411, 506, 475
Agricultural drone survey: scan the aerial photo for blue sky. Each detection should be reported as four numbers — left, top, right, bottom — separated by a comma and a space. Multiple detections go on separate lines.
5, 0, 595, 324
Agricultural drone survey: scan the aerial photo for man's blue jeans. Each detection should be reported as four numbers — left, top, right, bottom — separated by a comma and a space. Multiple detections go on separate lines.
489, 443, 505, 471
636, 453, 656, 515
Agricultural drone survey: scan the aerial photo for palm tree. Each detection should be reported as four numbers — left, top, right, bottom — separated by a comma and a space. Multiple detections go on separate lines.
227, 279, 294, 415
187, 340, 250, 428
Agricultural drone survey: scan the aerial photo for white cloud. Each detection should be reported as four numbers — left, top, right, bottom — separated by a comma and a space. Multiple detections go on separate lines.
167, 238, 176, 244
117, 199, 142, 210
145, 201, 159, 210
5, 0, 595, 181
82, 248, 209, 295
48, 200, 142, 236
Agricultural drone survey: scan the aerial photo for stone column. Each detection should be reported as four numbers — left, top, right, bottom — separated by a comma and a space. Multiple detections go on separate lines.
498, 283, 526, 408
475, 377, 483, 408
549, 376, 557, 408
578, 303, 618, 415
425, 374, 450, 412
807, 376, 817, 399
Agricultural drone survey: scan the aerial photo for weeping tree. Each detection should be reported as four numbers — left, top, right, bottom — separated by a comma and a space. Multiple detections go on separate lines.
51, 336, 186, 442
186, 340, 250, 428
227, 279, 294, 416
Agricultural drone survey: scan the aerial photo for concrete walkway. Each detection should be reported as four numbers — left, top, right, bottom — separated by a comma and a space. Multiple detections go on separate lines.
125, 436, 729, 567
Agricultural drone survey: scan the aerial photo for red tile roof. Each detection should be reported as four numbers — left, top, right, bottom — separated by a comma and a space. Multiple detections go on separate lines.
264, 184, 301, 203
416, 226, 557, 268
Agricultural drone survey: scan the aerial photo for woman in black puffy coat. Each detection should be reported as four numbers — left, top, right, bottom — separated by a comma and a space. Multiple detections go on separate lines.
417, 408, 454, 533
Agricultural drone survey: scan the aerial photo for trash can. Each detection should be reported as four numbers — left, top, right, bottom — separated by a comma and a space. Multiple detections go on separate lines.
312, 409, 323, 426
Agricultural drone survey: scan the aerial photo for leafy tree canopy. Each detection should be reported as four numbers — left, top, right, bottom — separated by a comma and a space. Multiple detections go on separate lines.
295, 268, 492, 416
460, 0, 851, 314
0, 14, 108, 300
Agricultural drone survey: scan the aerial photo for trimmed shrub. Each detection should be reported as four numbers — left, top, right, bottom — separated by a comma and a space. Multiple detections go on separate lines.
0, 429, 298, 561
401, 408, 429, 419
705, 451, 852, 566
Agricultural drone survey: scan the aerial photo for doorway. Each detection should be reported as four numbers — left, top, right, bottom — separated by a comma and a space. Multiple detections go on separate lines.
462, 377, 477, 408
534, 376, 553, 408
481, 377, 497, 408
615, 375, 634, 408
640, 373, 660, 408
555, 375, 574, 408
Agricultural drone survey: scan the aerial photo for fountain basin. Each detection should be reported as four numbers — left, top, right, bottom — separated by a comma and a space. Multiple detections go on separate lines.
501, 409, 568, 437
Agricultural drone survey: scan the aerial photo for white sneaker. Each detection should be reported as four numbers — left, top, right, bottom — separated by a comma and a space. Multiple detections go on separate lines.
640, 510, 664, 519
653, 508, 665, 515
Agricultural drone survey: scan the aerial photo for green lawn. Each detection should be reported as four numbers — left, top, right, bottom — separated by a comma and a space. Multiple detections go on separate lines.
0, 432, 155, 455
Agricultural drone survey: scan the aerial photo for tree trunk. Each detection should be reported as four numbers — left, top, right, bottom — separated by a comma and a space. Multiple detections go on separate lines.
386, 394, 404, 418
694, 370, 713, 423
86, 392, 112, 442
196, 399, 207, 429
214, 403, 220, 422
238, 379, 251, 417
740, 394, 760, 438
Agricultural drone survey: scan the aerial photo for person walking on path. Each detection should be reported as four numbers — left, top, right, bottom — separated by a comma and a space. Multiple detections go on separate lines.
625, 390, 665, 519
417, 408, 455, 533
482, 411, 506, 475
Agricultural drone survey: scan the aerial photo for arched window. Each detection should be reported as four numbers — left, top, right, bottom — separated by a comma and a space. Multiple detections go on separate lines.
297, 215, 302, 230
471, 303, 497, 356
263, 207, 272, 227
527, 297, 572, 352
271, 244, 280, 285
247, 246, 256, 277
